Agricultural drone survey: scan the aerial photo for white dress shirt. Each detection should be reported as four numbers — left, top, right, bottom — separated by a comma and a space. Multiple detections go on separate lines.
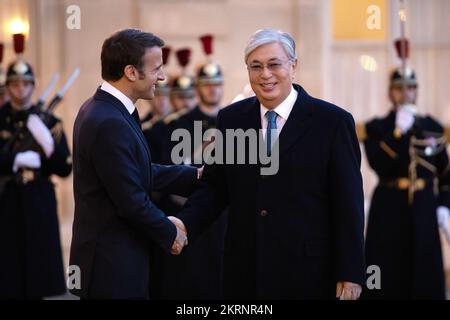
100, 81, 135, 115
260, 85, 298, 140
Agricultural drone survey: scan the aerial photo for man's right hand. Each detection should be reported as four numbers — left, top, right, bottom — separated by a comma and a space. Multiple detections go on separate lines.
168, 216, 188, 255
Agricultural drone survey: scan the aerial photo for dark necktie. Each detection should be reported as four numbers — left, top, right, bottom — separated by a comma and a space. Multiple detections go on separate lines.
131, 108, 141, 128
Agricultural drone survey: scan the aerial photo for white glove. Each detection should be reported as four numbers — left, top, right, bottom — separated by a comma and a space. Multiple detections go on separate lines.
437, 206, 450, 232
395, 105, 416, 134
26, 114, 55, 158
13, 151, 42, 173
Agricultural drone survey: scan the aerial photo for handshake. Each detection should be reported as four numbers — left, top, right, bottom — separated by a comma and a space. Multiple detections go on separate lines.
168, 216, 188, 255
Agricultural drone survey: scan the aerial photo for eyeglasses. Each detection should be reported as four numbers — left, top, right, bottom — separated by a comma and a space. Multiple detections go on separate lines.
247, 60, 291, 74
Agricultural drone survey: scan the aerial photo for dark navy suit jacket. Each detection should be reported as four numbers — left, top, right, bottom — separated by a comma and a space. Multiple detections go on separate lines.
178, 84, 366, 299
70, 88, 197, 299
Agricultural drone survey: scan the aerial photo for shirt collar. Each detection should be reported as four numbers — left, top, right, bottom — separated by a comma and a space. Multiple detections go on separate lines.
260, 85, 298, 120
100, 81, 135, 115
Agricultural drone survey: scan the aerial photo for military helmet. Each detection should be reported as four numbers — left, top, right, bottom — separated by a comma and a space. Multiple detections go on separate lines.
6, 60, 35, 85
197, 34, 223, 86
171, 74, 195, 98
389, 66, 417, 87
171, 48, 195, 98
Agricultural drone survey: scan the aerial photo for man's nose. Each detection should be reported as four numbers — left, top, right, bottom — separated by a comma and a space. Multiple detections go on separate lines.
260, 66, 273, 79
158, 70, 165, 81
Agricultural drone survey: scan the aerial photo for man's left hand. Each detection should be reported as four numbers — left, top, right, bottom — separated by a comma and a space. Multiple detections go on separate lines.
197, 166, 204, 179
336, 281, 362, 300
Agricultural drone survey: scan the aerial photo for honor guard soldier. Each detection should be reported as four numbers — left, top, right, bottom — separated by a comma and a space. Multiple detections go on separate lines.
0, 59, 72, 299
156, 35, 227, 300
168, 48, 197, 116
359, 43, 450, 298
0, 43, 9, 107
174, 34, 223, 166
144, 48, 200, 299
158, 48, 197, 164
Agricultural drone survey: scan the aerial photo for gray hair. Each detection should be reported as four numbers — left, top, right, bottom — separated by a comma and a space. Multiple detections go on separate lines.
244, 28, 297, 64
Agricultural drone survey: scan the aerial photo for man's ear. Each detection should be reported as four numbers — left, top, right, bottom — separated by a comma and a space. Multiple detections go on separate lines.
291, 59, 298, 80
123, 65, 137, 82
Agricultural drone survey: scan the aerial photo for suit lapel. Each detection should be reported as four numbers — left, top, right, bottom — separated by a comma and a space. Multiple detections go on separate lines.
94, 89, 152, 162
277, 85, 313, 155
244, 98, 262, 131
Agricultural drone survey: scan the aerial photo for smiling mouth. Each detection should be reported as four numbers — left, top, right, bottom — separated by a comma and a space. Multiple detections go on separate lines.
260, 82, 277, 90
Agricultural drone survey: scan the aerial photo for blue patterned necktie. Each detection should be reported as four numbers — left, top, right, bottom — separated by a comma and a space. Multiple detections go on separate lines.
266, 110, 278, 156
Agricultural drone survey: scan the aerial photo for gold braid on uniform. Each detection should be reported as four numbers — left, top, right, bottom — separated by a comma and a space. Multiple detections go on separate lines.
440, 162, 450, 178
409, 134, 448, 200
415, 157, 437, 174
379, 141, 398, 159
51, 121, 63, 143
142, 115, 161, 131
444, 126, 450, 142
408, 137, 418, 205
356, 123, 367, 142
438, 155, 450, 194
163, 109, 189, 125
0, 130, 12, 140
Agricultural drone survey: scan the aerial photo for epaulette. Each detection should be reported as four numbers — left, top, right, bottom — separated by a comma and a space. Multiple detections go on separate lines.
142, 116, 160, 131
142, 121, 154, 131
0, 130, 12, 140
163, 109, 189, 125
50, 120, 63, 143
356, 122, 367, 142
443, 127, 450, 143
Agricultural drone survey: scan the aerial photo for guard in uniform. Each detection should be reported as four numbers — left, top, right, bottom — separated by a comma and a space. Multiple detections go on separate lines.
0, 44, 9, 107
174, 35, 222, 166
146, 48, 201, 299
0, 60, 72, 299
156, 35, 227, 300
359, 66, 449, 299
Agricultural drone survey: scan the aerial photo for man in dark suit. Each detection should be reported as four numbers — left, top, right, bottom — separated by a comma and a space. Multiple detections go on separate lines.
70, 29, 198, 299
172, 28, 365, 300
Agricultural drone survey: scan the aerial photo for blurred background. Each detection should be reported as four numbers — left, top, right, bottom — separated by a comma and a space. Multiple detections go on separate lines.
0, 0, 449, 297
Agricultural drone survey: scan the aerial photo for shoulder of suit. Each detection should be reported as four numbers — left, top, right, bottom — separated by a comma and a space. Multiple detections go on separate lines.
308, 97, 354, 127
218, 97, 256, 119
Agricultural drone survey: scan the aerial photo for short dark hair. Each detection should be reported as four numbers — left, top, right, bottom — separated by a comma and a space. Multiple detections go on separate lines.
101, 29, 164, 81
